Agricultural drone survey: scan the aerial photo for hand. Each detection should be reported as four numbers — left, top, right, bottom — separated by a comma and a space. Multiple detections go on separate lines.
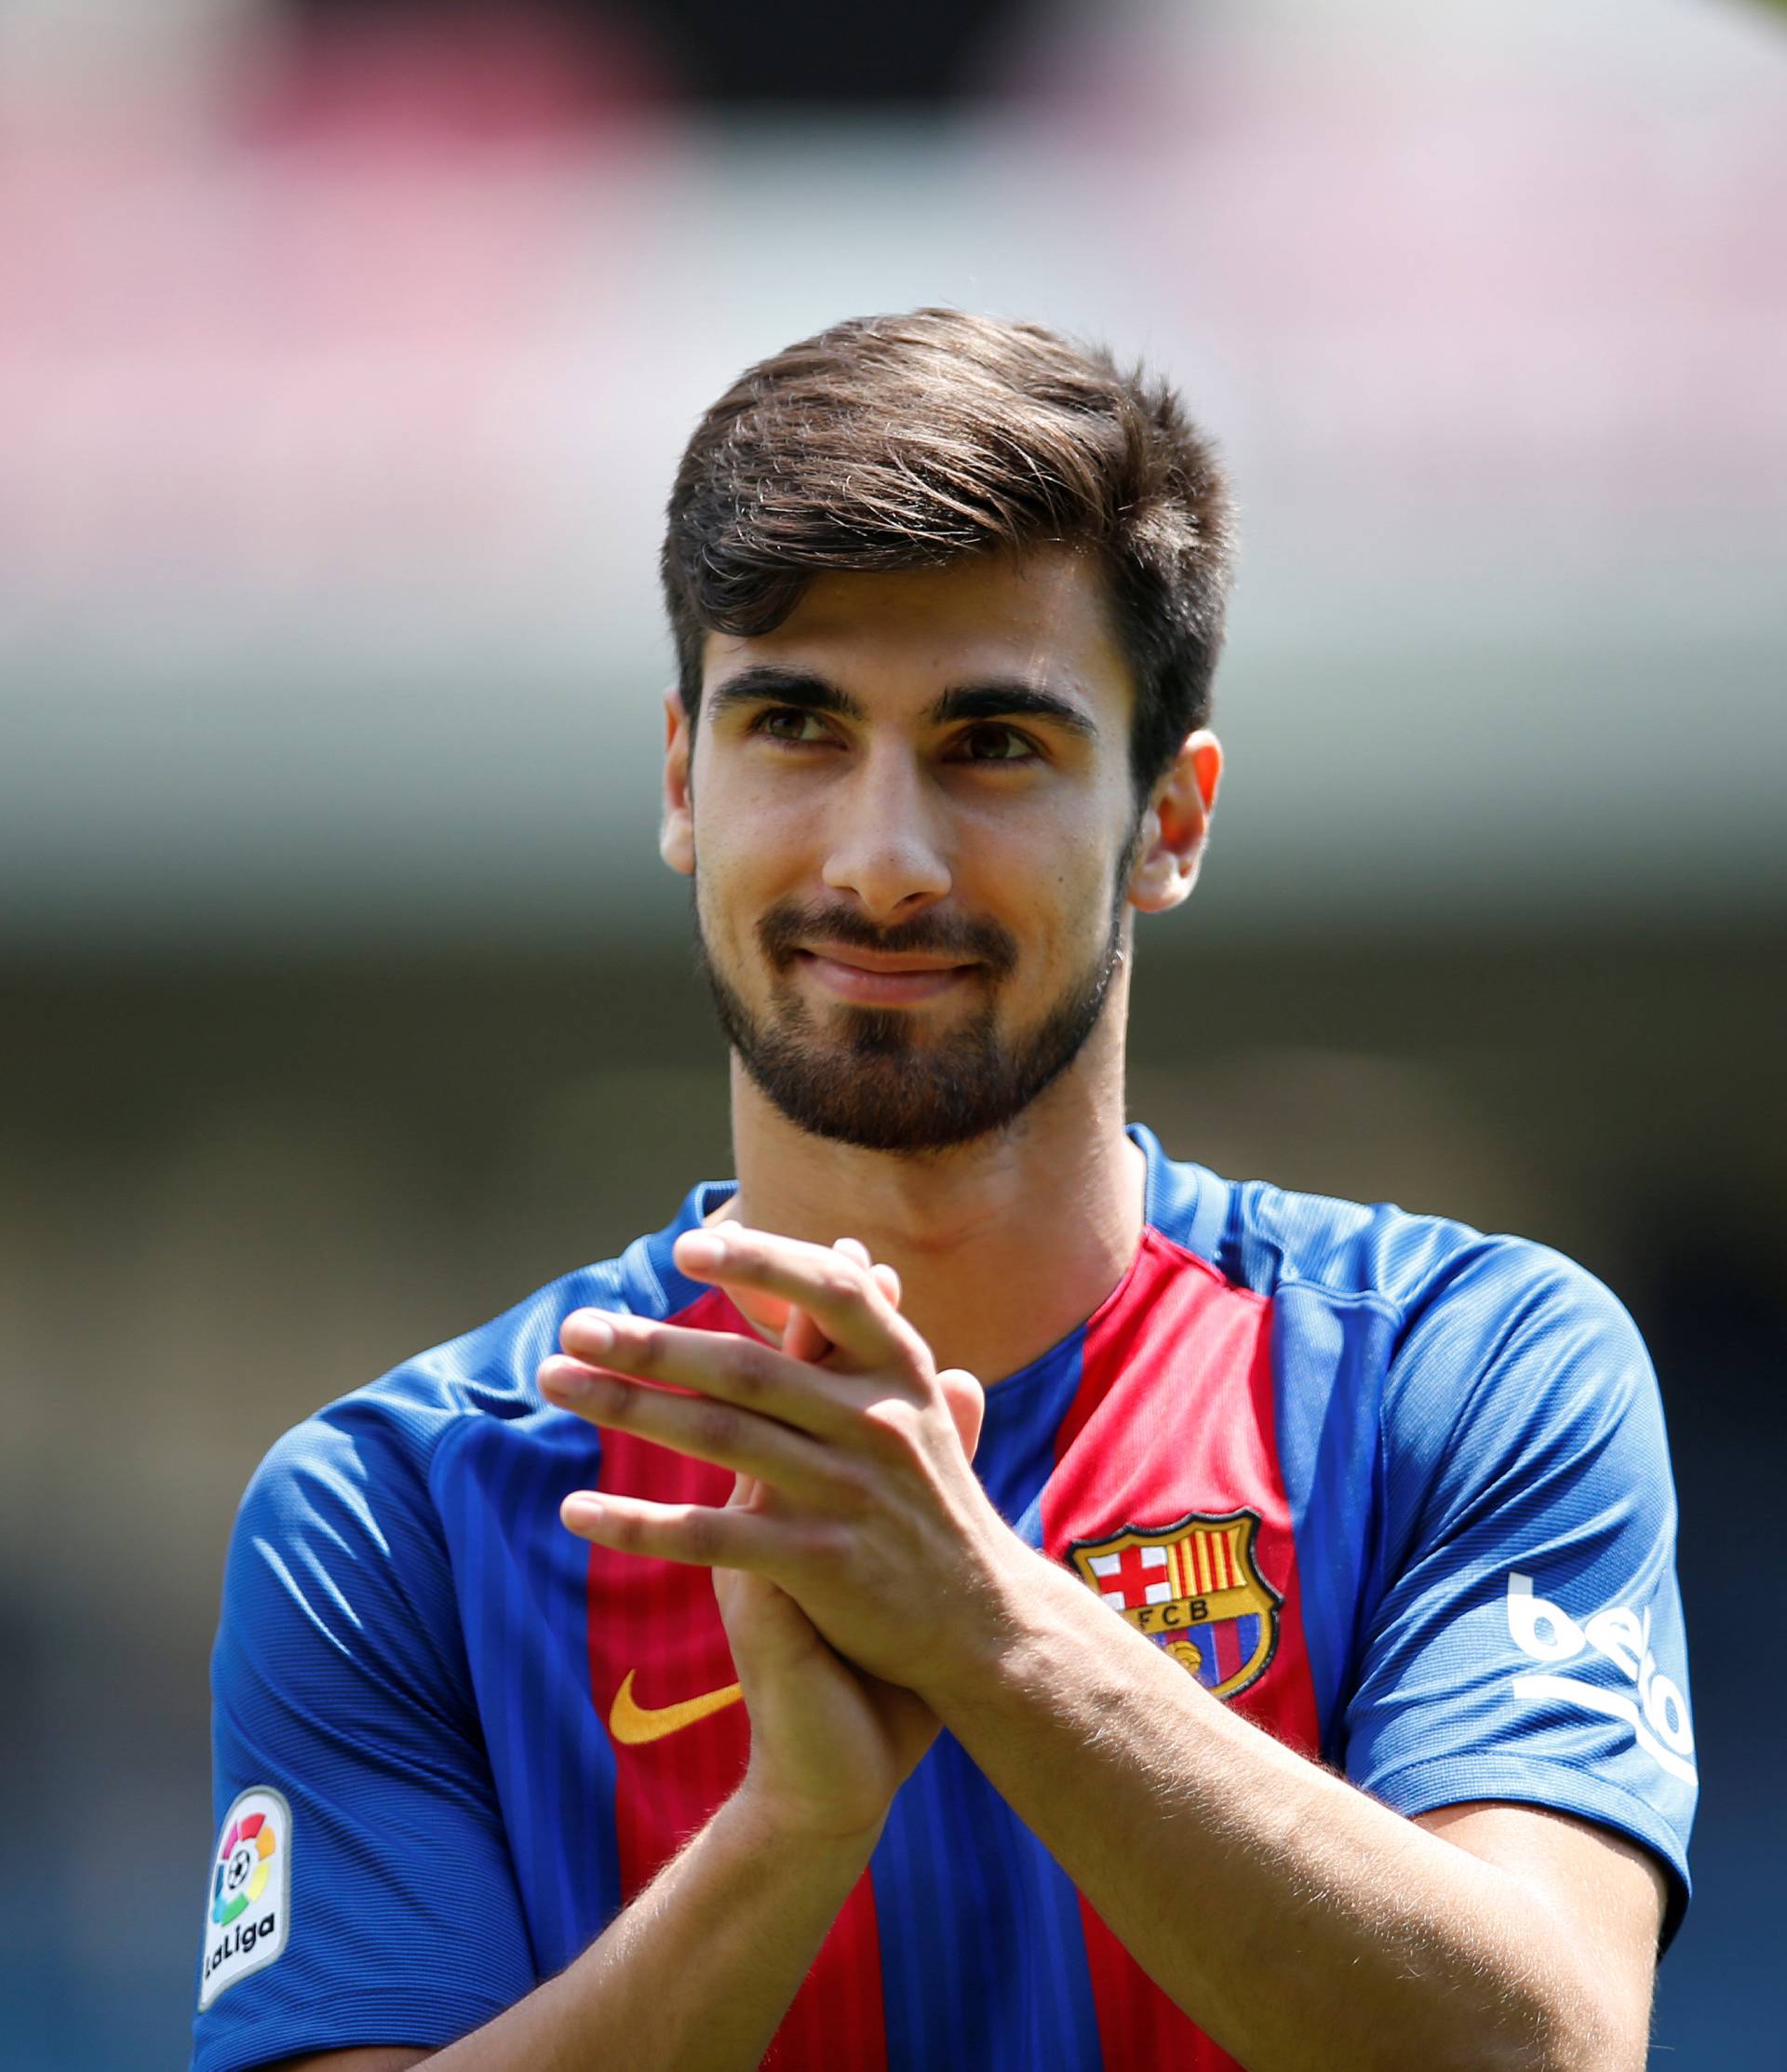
707, 1241, 940, 1840
541, 1236, 985, 1840
542, 1224, 1011, 1728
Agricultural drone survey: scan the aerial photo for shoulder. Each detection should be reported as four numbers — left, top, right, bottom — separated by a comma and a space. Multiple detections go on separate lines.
1139, 1138, 1694, 1926
1241, 1177, 1645, 1393
1227, 1187, 1672, 1605
213, 1258, 624, 1722
235, 1253, 628, 1531
1217, 1165, 1605, 1334
232, 1170, 731, 1541
1140, 1126, 1662, 1487
1145, 1125, 1646, 1368
220, 1174, 735, 1643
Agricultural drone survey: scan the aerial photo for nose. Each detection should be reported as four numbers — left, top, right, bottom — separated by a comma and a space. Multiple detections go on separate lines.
821, 748, 953, 922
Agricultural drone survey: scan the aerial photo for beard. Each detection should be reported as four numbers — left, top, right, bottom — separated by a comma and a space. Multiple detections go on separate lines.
694, 884, 1129, 1156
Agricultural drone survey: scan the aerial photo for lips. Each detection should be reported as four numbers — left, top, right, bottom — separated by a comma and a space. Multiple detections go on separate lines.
794, 947, 978, 1006
756, 897, 1019, 993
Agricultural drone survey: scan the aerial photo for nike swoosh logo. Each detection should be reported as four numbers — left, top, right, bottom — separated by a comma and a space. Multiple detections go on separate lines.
608, 1667, 745, 1745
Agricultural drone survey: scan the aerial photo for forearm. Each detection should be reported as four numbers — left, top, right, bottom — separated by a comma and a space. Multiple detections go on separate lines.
421, 1785, 872, 2072
932, 1554, 1627, 2072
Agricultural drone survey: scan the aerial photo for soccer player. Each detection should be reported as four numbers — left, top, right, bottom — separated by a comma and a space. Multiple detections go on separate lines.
194, 311, 1694, 2072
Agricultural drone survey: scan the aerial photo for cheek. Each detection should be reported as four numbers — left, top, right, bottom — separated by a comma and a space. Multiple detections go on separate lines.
691, 802, 803, 959
694, 773, 812, 877
980, 870, 1109, 1004
1031, 827, 1126, 941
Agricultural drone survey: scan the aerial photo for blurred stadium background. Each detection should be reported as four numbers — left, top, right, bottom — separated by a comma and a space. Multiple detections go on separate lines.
3, 0, 1783, 2064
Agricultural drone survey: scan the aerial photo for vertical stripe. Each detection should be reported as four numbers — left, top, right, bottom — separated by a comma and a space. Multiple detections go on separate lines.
1234, 1615, 1261, 1684
1264, 1285, 1396, 1762
527, 1429, 618, 1971
497, 1443, 555, 1952
1041, 1226, 1324, 2071
869, 1325, 1101, 2072
1188, 1619, 1218, 1690
438, 1407, 629, 1977
766, 1875, 888, 2072
587, 1286, 890, 2069
874, 1744, 974, 2067
487, 1443, 538, 1932
512, 1437, 589, 1966
872, 1734, 1101, 2072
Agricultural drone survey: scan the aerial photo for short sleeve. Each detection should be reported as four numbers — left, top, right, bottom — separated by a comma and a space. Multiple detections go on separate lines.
1341, 1244, 1696, 1944
192, 1399, 537, 2072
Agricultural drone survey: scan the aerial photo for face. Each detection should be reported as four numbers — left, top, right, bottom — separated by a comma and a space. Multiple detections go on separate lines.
662, 547, 1216, 1155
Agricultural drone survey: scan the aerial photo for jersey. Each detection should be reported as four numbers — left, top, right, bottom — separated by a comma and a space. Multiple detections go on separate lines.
193, 1125, 1696, 2072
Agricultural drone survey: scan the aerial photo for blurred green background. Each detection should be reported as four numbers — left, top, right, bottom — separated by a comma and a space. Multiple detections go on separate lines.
3, 1, 1783, 2065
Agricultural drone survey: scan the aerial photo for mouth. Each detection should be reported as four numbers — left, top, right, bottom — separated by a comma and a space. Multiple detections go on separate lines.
792, 946, 981, 1007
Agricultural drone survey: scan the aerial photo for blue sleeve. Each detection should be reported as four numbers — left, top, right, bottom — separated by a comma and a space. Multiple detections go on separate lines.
1342, 1244, 1696, 1943
192, 1395, 538, 2072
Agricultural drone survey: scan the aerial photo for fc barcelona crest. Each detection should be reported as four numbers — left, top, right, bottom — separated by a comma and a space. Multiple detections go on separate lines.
1068, 1509, 1282, 1701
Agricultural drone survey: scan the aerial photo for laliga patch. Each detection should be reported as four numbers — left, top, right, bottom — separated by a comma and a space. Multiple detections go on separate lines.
199, 1786, 291, 2010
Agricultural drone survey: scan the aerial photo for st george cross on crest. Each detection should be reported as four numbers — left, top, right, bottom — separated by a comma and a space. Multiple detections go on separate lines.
1068, 1508, 1283, 1701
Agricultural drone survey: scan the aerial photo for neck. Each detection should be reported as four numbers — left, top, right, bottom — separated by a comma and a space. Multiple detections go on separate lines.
723, 998, 1145, 1385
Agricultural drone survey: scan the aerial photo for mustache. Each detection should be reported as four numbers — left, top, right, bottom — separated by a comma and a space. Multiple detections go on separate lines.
757, 898, 1018, 978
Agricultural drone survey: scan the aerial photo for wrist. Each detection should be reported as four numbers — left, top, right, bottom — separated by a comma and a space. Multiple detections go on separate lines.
917, 1530, 1081, 1718
731, 1766, 891, 1863
923, 1533, 1192, 1739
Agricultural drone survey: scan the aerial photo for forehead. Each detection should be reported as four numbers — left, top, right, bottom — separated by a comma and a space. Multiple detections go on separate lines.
700, 546, 1133, 722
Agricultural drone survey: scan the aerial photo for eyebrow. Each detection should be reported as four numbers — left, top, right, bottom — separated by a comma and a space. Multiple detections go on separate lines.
932, 680, 1099, 740
705, 666, 1100, 740
705, 667, 866, 724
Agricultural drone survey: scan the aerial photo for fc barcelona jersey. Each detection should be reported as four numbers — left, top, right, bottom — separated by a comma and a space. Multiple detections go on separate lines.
194, 1126, 1695, 2071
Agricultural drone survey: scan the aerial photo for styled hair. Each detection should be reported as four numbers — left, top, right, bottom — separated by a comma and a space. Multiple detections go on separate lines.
660, 309, 1234, 798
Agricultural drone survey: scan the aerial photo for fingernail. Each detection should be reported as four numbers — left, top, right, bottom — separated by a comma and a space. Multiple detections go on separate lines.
566, 1311, 614, 1354
562, 1493, 605, 1530
677, 1231, 723, 1273
542, 1363, 594, 1402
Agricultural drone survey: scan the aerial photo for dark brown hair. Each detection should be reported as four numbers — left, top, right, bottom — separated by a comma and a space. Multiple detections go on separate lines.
660, 308, 1234, 796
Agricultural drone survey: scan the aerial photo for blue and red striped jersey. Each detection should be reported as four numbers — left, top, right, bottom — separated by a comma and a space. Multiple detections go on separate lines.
194, 1125, 1694, 2071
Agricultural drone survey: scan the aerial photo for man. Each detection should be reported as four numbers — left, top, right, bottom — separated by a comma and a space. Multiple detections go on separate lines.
194, 310, 1694, 2072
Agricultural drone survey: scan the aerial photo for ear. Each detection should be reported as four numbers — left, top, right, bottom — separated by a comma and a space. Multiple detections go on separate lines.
1127, 730, 1222, 914
660, 686, 695, 878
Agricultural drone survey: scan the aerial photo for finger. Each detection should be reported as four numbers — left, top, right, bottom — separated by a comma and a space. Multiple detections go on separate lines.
781, 1304, 829, 1364
784, 1240, 895, 1365
559, 1489, 782, 1572
672, 1225, 918, 1371
554, 1309, 857, 1437
724, 1285, 793, 1347
539, 1354, 841, 1501
937, 1366, 986, 1460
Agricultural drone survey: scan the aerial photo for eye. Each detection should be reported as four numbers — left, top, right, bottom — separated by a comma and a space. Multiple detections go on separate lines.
951, 722, 1040, 764
753, 706, 837, 746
